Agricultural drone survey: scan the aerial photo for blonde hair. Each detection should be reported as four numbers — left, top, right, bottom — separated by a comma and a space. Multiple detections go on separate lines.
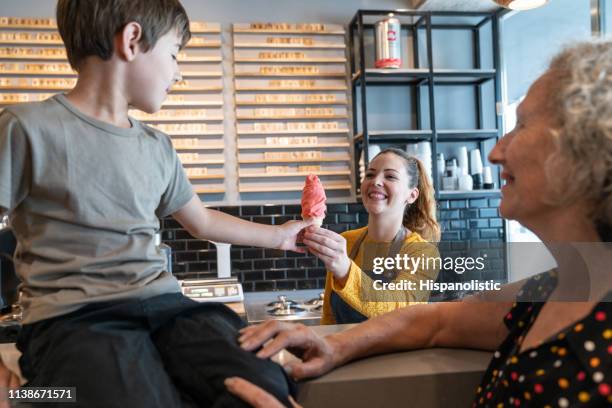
374, 148, 441, 242
546, 41, 612, 241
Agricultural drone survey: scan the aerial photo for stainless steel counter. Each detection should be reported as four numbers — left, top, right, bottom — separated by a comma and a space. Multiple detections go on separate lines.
289, 324, 492, 408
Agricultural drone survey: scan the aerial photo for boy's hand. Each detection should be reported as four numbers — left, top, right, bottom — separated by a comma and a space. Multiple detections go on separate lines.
225, 377, 302, 408
276, 219, 315, 253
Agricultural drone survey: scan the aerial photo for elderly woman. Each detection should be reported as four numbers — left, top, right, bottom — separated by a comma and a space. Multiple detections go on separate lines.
228, 40, 612, 407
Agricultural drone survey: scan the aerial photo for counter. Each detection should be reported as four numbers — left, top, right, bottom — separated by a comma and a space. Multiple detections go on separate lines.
0, 318, 493, 407
292, 324, 492, 408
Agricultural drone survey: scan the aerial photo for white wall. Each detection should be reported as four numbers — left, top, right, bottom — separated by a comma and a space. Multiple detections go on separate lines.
501, 0, 592, 103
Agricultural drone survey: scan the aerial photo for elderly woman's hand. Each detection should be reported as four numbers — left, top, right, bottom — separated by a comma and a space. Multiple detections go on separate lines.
238, 320, 339, 380
303, 226, 351, 283
225, 377, 302, 408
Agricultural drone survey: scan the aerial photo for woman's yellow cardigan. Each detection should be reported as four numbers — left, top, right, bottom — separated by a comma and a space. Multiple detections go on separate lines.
321, 226, 439, 325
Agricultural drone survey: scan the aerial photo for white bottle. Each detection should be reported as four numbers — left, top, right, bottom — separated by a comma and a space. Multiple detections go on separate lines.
458, 167, 474, 191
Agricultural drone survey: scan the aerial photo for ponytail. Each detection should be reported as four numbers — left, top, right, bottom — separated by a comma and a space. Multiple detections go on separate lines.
376, 148, 441, 242
405, 157, 441, 242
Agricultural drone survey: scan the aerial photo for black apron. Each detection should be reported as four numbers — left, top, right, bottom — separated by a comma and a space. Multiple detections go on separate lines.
330, 227, 407, 324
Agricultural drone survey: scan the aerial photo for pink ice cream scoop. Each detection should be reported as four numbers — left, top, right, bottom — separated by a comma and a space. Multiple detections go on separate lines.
301, 175, 327, 226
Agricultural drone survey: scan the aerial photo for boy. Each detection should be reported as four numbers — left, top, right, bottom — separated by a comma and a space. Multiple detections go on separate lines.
0, 0, 309, 406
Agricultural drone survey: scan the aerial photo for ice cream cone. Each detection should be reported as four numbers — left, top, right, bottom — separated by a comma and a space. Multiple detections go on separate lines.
301, 175, 327, 225
303, 216, 324, 227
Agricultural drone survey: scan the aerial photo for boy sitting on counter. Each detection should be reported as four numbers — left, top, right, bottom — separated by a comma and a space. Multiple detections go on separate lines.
0, 0, 310, 406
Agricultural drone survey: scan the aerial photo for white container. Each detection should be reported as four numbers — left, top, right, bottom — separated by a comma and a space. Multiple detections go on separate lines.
458, 167, 474, 191
470, 149, 484, 175
456, 146, 469, 174
483, 166, 493, 184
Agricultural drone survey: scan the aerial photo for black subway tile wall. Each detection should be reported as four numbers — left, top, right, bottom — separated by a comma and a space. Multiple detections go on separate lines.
161, 198, 506, 293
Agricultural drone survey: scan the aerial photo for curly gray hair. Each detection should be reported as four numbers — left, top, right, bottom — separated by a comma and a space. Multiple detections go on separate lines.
546, 40, 612, 241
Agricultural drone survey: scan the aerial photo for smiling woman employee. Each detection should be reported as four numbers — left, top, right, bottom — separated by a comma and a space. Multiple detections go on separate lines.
307, 148, 440, 324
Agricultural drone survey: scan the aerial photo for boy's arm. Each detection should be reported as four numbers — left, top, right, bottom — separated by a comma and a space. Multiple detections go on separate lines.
171, 196, 312, 251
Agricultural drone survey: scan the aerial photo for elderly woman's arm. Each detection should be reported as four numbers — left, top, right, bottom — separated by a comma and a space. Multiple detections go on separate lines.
328, 296, 512, 368
240, 280, 524, 379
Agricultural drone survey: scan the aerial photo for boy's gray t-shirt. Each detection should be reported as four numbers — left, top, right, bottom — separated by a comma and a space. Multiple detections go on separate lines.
0, 94, 195, 324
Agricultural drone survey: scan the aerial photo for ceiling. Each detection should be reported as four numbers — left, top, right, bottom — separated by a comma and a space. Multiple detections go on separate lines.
411, 0, 500, 11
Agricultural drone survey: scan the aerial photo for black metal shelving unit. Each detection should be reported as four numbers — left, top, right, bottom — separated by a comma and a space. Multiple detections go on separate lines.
349, 9, 503, 199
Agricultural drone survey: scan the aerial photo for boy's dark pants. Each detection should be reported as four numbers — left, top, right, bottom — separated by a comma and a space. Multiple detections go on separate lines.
15, 293, 295, 407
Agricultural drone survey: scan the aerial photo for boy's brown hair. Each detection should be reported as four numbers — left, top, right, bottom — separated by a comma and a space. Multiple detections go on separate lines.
56, 0, 191, 70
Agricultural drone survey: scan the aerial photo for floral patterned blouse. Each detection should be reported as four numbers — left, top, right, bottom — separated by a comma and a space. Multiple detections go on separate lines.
473, 270, 611, 407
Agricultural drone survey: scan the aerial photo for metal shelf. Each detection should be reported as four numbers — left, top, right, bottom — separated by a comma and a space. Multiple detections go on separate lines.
351, 68, 496, 85
437, 129, 499, 141
354, 130, 433, 143
437, 189, 501, 200
350, 9, 503, 200
432, 69, 496, 85
352, 68, 429, 85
